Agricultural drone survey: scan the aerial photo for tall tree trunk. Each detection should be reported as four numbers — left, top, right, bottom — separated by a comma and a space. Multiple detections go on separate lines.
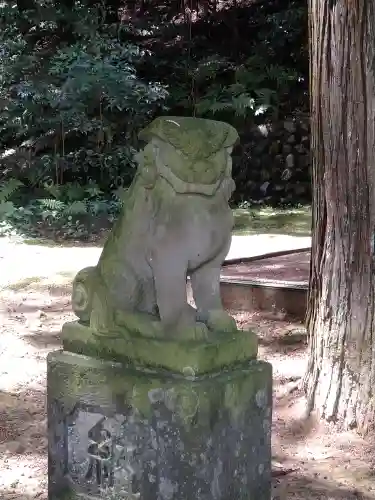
305, 0, 375, 433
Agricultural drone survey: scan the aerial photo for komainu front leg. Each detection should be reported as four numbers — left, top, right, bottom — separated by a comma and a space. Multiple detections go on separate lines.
153, 256, 209, 340
190, 247, 237, 334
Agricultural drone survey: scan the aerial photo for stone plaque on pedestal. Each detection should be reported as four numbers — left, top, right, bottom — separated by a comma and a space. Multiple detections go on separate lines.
48, 350, 272, 500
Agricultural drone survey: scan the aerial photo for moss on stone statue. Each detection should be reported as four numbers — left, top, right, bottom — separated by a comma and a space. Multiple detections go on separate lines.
48, 350, 272, 499
48, 350, 271, 424
69, 116, 243, 351
138, 116, 239, 184
62, 320, 258, 376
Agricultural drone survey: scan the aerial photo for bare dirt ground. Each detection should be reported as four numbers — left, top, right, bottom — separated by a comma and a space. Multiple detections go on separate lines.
1, 236, 375, 499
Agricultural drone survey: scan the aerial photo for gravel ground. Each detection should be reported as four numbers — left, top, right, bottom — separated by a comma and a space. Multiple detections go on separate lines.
10, 233, 373, 500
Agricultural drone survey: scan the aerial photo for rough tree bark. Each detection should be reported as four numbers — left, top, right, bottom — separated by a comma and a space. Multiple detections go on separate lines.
305, 0, 375, 433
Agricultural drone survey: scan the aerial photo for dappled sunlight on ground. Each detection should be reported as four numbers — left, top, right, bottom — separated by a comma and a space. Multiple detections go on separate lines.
0, 455, 47, 499
0, 388, 47, 499
234, 309, 375, 498
0, 231, 312, 291
0, 241, 101, 290
1, 236, 375, 499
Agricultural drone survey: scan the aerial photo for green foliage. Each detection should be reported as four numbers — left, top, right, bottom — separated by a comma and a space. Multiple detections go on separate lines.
0, 179, 23, 204
0, 177, 123, 240
151, 1, 307, 122
0, 178, 23, 218
0, 0, 168, 192
1, 195, 123, 240
0, 0, 309, 240
188, 55, 299, 118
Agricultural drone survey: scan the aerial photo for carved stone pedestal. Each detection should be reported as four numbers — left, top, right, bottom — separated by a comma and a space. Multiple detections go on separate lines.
47, 349, 272, 500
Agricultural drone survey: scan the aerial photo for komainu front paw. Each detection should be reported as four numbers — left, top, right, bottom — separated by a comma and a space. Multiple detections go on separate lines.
175, 321, 210, 341
206, 309, 237, 333
193, 321, 210, 340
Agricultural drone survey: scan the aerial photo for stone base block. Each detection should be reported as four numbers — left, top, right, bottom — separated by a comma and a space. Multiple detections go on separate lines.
61, 320, 258, 376
47, 350, 272, 500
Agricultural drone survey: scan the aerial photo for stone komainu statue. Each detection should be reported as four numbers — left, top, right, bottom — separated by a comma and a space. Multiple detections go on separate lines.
72, 116, 239, 341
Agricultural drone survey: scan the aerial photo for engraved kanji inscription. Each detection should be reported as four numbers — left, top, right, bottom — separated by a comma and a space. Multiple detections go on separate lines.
66, 407, 140, 499
85, 417, 114, 487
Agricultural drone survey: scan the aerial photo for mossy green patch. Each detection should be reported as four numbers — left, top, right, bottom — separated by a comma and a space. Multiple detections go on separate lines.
233, 205, 312, 236
48, 349, 271, 424
62, 320, 258, 376
6, 275, 42, 291
47, 349, 272, 498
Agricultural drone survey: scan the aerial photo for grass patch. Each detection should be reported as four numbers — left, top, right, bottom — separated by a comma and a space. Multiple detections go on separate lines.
233, 205, 312, 236
4, 272, 75, 293
6, 276, 43, 291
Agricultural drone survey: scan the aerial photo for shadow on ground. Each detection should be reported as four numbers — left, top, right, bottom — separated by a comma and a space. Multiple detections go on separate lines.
22, 329, 62, 350
273, 406, 318, 445
0, 388, 46, 457
0, 491, 45, 500
273, 473, 374, 499
257, 329, 307, 348
12, 297, 71, 315
0, 475, 371, 500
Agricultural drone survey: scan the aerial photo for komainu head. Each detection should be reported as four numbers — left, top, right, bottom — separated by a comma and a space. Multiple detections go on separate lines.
135, 116, 239, 197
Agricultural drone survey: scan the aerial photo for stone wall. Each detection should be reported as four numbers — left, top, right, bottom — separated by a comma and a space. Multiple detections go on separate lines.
232, 113, 311, 205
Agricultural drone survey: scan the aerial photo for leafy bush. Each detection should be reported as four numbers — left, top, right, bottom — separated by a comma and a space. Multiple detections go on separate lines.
0, 178, 23, 220
0, 0, 309, 241
0, 0, 168, 192
0, 177, 124, 240
185, 55, 301, 119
